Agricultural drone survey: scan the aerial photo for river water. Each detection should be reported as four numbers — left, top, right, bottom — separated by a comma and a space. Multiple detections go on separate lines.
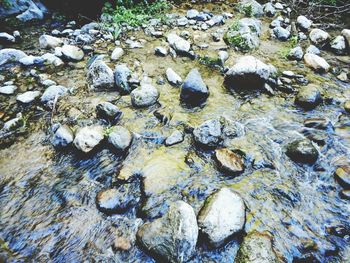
0, 2, 350, 262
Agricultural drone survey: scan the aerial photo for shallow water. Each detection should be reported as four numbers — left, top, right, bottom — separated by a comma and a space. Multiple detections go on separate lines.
1, 2, 350, 262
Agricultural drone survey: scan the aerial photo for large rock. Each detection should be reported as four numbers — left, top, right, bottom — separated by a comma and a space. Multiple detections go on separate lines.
272, 26, 290, 41
215, 148, 245, 174
286, 139, 319, 164
137, 201, 198, 263
61, 44, 84, 61
309, 29, 330, 46
0, 48, 27, 66
198, 188, 245, 248
87, 59, 114, 90
193, 119, 222, 147
224, 18, 261, 51
108, 126, 132, 151
130, 83, 159, 107
330, 35, 346, 55
41, 85, 68, 106
238, 0, 264, 17
295, 85, 322, 110
73, 126, 104, 153
297, 15, 312, 31
51, 125, 74, 147
235, 231, 280, 263
180, 68, 209, 105
304, 53, 330, 73
114, 64, 132, 94
224, 56, 273, 91
16, 2, 44, 22
167, 33, 191, 54
39, 35, 63, 49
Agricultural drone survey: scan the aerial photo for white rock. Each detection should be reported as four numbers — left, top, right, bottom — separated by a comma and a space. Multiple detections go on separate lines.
16, 91, 41, 103
108, 126, 132, 151
39, 35, 63, 49
0, 48, 27, 66
296, 15, 312, 31
304, 53, 330, 72
167, 33, 191, 53
130, 84, 159, 107
166, 68, 182, 86
61, 44, 84, 61
73, 126, 104, 153
0, 85, 17, 95
111, 47, 124, 61
309, 28, 330, 45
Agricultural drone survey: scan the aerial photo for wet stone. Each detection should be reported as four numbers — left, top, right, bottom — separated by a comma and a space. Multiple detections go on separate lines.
286, 139, 319, 164
198, 188, 245, 248
334, 166, 350, 189
108, 126, 132, 151
215, 148, 245, 175
193, 119, 222, 148
51, 125, 74, 147
165, 130, 184, 146
295, 85, 322, 110
73, 126, 104, 153
180, 68, 209, 106
137, 201, 198, 263
96, 102, 122, 123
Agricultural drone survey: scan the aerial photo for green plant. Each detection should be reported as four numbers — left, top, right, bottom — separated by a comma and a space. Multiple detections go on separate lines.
199, 56, 222, 68
241, 4, 253, 17
0, 0, 11, 9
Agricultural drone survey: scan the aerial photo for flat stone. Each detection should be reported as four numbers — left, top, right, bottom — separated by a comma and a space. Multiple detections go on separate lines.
0, 85, 17, 95
16, 90, 41, 103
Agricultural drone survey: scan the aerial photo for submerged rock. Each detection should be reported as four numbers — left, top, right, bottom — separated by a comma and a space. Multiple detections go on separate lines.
198, 188, 245, 248
73, 126, 104, 153
61, 44, 84, 61
235, 231, 280, 263
137, 201, 198, 263
224, 56, 273, 91
130, 84, 159, 107
286, 139, 319, 164
108, 126, 132, 151
0, 48, 27, 66
87, 59, 114, 90
193, 119, 222, 147
51, 125, 74, 147
215, 148, 245, 174
304, 53, 330, 72
295, 85, 322, 110
180, 68, 209, 105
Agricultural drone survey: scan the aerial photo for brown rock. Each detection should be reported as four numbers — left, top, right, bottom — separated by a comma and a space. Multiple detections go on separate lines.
215, 148, 244, 174
344, 100, 350, 113
334, 166, 350, 189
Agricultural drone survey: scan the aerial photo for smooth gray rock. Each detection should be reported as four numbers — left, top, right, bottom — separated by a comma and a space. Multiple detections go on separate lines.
137, 201, 198, 263
309, 28, 330, 46
16, 90, 40, 103
306, 45, 320, 55
273, 26, 290, 41
288, 46, 303, 60
87, 59, 114, 90
39, 35, 63, 49
193, 119, 222, 147
166, 68, 182, 86
61, 44, 84, 61
111, 47, 124, 61
165, 130, 184, 146
0, 48, 27, 66
130, 84, 159, 107
114, 64, 132, 94
180, 68, 209, 105
297, 15, 312, 31
198, 188, 245, 247
0, 85, 17, 95
108, 126, 132, 151
73, 126, 104, 153
51, 125, 74, 147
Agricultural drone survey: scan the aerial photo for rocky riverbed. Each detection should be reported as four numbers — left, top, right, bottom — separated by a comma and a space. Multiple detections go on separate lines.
0, 0, 350, 262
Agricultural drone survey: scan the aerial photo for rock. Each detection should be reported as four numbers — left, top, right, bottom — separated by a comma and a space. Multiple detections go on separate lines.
187, 9, 199, 19
198, 188, 245, 248
286, 139, 319, 164
0, 32, 15, 44
96, 102, 122, 122
114, 64, 132, 94
166, 68, 182, 86
19, 55, 44, 66
288, 46, 304, 60
87, 59, 114, 90
337, 72, 348, 82
334, 166, 350, 189
111, 47, 124, 61
297, 15, 312, 31
239, 0, 264, 17
235, 231, 280, 263
341, 29, 350, 52
39, 35, 63, 49
264, 2, 276, 17
73, 126, 104, 153
61, 44, 84, 61
273, 26, 290, 41
340, 190, 350, 200
16, 90, 40, 104
218, 50, 229, 66
0, 85, 17, 95
193, 119, 222, 147
180, 68, 209, 105
295, 85, 322, 110
304, 53, 330, 73
224, 56, 273, 91
2, 113, 23, 131
75, 34, 93, 44
108, 126, 132, 151
41, 85, 68, 105
224, 18, 261, 51
0, 48, 27, 66
167, 33, 191, 54
130, 83, 159, 108
96, 184, 139, 214
51, 125, 74, 147
344, 100, 350, 113
155, 46, 168, 57
177, 16, 188, 26
165, 130, 184, 146
137, 201, 198, 263
309, 29, 330, 46
41, 53, 64, 66
330, 36, 346, 55
215, 148, 245, 174
16, 2, 44, 22
304, 118, 331, 130
306, 45, 320, 55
